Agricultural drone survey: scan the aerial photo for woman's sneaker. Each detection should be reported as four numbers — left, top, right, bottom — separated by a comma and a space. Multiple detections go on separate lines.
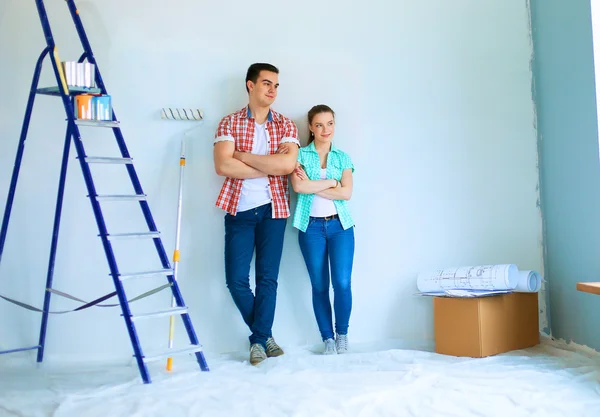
265, 337, 284, 357
336, 334, 348, 354
323, 338, 337, 355
249, 343, 267, 366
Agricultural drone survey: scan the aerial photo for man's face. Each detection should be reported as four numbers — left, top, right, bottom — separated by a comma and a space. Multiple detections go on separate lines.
248, 70, 279, 107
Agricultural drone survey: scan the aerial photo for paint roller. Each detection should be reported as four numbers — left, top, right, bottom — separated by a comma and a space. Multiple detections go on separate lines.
161, 107, 204, 121
161, 107, 204, 372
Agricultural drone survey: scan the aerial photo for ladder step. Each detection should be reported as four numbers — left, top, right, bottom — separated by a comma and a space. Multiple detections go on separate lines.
95, 194, 147, 201
0, 345, 41, 355
85, 157, 133, 164
119, 269, 173, 280
106, 232, 160, 240
37, 86, 101, 96
74, 119, 120, 128
142, 344, 204, 363
130, 307, 188, 321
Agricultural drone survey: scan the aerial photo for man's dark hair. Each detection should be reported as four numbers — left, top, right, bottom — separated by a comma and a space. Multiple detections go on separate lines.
246, 63, 279, 93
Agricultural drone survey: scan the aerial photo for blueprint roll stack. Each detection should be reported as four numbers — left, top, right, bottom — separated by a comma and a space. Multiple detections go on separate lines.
417, 264, 519, 293
416, 264, 543, 297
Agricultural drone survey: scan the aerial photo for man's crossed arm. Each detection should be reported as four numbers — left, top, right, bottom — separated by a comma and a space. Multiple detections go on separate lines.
214, 141, 298, 179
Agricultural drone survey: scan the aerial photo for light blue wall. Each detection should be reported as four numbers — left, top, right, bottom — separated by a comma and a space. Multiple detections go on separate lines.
0, 0, 541, 360
531, 0, 600, 350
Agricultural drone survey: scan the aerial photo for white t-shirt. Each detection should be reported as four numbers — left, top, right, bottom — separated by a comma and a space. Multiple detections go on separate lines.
309, 169, 337, 217
237, 122, 272, 212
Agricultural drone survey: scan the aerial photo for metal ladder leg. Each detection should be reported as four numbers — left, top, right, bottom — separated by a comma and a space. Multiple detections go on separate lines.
0, 48, 50, 265
37, 127, 73, 362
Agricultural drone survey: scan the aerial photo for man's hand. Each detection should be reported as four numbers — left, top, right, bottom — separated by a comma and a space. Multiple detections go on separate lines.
233, 150, 247, 162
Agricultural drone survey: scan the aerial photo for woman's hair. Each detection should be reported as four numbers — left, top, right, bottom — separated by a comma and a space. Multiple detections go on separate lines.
307, 104, 335, 144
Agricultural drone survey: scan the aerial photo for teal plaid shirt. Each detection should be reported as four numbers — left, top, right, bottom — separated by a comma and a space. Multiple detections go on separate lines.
292, 141, 355, 232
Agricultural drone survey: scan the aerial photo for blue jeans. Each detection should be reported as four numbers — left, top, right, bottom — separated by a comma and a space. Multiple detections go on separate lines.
298, 217, 355, 341
224, 203, 286, 349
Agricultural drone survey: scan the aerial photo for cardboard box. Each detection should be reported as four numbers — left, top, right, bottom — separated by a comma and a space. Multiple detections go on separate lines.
434, 292, 539, 358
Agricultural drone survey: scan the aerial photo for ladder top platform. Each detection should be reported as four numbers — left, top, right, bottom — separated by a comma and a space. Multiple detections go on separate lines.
37, 86, 101, 96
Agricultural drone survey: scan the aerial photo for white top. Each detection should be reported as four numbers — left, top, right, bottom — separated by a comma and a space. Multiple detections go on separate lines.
309, 169, 337, 217
237, 122, 272, 212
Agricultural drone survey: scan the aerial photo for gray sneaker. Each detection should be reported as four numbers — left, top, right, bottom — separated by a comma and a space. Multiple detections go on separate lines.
336, 333, 348, 354
323, 338, 337, 355
250, 343, 267, 366
266, 337, 284, 357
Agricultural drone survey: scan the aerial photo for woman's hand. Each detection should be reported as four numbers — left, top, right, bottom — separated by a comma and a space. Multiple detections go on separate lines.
295, 164, 308, 180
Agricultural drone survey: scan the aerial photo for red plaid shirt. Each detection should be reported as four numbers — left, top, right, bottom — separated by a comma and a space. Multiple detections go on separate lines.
214, 107, 299, 218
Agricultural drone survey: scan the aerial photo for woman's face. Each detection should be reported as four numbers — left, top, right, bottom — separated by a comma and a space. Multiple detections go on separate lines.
310, 112, 335, 143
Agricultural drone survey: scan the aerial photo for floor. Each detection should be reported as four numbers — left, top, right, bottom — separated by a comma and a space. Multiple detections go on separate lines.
1, 335, 599, 417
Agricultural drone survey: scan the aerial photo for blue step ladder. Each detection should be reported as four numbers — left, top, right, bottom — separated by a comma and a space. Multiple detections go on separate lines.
0, 0, 209, 383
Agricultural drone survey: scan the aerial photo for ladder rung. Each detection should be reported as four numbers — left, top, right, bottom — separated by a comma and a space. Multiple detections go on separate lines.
85, 157, 133, 164
0, 345, 41, 355
142, 344, 204, 363
130, 307, 188, 321
106, 232, 160, 240
118, 269, 173, 280
74, 119, 120, 128
95, 194, 147, 201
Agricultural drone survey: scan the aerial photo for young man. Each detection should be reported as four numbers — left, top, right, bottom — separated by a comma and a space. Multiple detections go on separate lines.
213, 63, 299, 365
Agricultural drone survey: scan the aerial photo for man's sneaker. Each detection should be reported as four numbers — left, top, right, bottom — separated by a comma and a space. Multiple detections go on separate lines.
323, 338, 337, 355
266, 337, 284, 358
336, 333, 348, 354
250, 343, 267, 366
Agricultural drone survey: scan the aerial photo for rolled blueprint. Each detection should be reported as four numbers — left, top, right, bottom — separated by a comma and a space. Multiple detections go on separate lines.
514, 270, 542, 293
417, 264, 520, 293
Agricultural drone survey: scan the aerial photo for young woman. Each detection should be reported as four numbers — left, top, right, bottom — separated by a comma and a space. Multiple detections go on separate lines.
291, 105, 355, 355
